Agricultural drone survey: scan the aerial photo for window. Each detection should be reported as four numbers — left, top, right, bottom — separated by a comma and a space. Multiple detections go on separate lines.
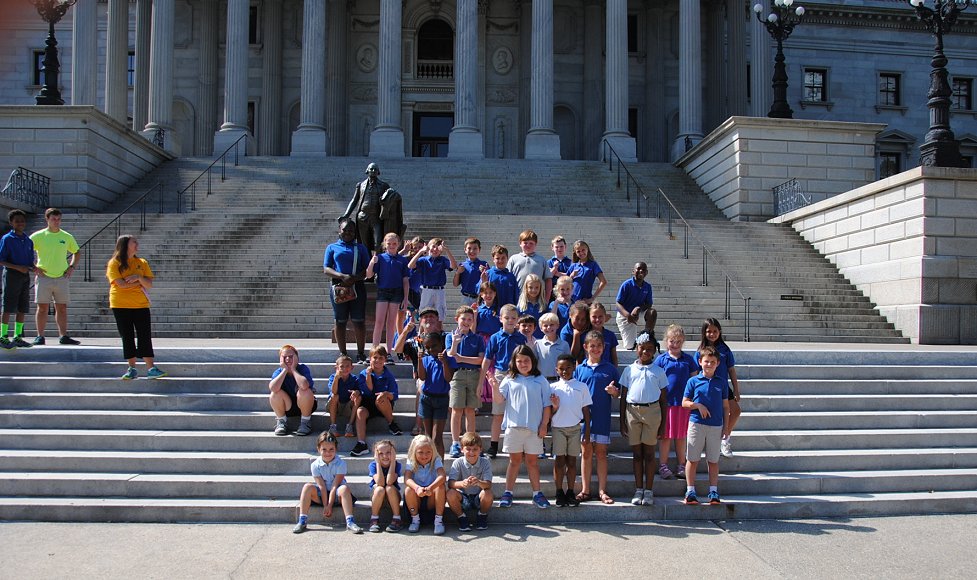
879, 73, 900, 107
248, 5, 259, 45
627, 14, 638, 54
879, 152, 901, 179
803, 68, 827, 102
127, 51, 135, 87
952, 77, 973, 110
31, 49, 45, 86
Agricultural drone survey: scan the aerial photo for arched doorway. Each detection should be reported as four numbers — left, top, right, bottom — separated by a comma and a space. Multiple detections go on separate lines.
411, 18, 454, 157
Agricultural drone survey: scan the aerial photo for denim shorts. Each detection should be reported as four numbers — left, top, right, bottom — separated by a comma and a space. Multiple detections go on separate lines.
418, 392, 450, 420
330, 281, 367, 324
376, 286, 405, 304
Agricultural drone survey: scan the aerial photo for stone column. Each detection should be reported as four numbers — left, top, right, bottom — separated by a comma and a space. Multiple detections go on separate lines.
524, 0, 560, 159
602, 0, 636, 161
645, 1, 667, 162
707, 1, 725, 128
259, 0, 283, 155
326, 0, 348, 156
214, 0, 251, 154
583, 0, 602, 161
104, 0, 129, 122
750, 9, 772, 117
369, 0, 405, 157
292, 0, 329, 155
727, 0, 748, 117
195, 0, 218, 155
132, 0, 152, 131
672, 0, 704, 160
448, 0, 483, 158
142, 0, 178, 154
70, 0, 97, 105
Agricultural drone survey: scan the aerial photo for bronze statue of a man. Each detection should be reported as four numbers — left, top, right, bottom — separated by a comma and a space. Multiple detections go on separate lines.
341, 162, 404, 253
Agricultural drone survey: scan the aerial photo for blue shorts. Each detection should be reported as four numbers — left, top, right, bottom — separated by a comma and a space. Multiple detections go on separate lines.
418, 392, 450, 420
376, 286, 405, 304
313, 484, 356, 507
586, 433, 612, 445
369, 479, 402, 491
461, 491, 481, 512
330, 281, 367, 324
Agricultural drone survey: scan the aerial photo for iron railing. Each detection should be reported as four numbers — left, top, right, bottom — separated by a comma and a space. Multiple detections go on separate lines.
176, 132, 247, 213
601, 140, 752, 341
79, 182, 164, 282
773, 178, 812, 216
2, 167, 51, 209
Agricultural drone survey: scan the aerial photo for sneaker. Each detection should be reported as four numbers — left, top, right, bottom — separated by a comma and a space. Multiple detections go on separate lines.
291, 521, 307, 534
386, 355, 396, 365
121, 367, 138, 380
487, 447, 498, 459
457, 515, 471, 532
11, 337, 31, 348
32, 336, 45, 346
448, 442, 462, 458
475, 513, 488, 530
346, 521, 364, 534
388, 421, 402, 436
295, 421, 313, 436
720, 437, 733, 458
631, 489, 644, 506
0, 337, 14, 350
147, 366, 167, 379
498, 491, 513, 508
369, 521, 382, 533
350, 441, 370, 456
658, 463, 674, 480
344, 424, 355, 438
274, 418, 288, 436
707, 490, 721, 505
566, 493, 581, 507
433, 520, 445, 535
676, 467, 686, 479
408, 518, 421, 533
683, 491, 699, 505
642, 489, 655, 506
58, 335, 81, 345
328, 424, 339, 437
532, 492, 550, 509
555, 489, 567, 507
355, 353, 368, 365
538, 451, 548, 460
386, 520, 402, 533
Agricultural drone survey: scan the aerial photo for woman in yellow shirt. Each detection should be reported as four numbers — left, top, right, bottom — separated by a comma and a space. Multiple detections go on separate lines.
107, 235, 166, 380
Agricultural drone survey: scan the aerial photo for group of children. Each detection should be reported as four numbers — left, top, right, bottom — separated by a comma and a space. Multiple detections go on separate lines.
288, 227, 745, 531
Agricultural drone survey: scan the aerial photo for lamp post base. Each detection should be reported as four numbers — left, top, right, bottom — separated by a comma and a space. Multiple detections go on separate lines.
919, 139, 964, 168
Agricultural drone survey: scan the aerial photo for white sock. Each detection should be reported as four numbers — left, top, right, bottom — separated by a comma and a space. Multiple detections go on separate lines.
709, 485, 718, 493
434, 514, 443, 523
300, 416, 311, 423
686, 485, 695, 494
411, 514, 420, 523
635, 488, 644, 494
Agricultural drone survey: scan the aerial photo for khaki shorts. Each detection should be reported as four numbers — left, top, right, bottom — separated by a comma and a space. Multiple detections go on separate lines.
502, 426, 544, 455
449, 368, 480, 409
626, 404, 663, 447
491, 370, 507, 415
551, 424, 582, 457
686, 422, 722, 464
35, 274, 70, 305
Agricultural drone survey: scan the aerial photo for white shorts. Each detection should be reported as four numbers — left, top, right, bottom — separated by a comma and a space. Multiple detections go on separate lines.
686, 422, 722, 464
502, 426, 544, 455
616, 312, 639, 350
35, 274, 71, 305
419, 287, 447, 320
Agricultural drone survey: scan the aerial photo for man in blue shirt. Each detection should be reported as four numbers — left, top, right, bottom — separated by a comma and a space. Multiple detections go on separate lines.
615, 262, 658, 351
324, 218, 370, 363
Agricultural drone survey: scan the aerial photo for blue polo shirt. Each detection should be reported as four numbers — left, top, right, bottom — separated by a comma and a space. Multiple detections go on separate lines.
415, 255, 452, 287
270, 364, 316, 396
549, 300, 571, 328
0, 231, 34, 267
485, 329, 527, 372
684, 373, 729, 427
457, 258, 487, 296
547, 255, 572, 275
476, 304, 502, 336
374, 252, 409, 289
616, 278, 654, 312
327, 373, 358, 402
323, 239, 369, 280
311, 456, 347, 491
478, 267, 518, 308
356, 367, 399, 401
573, 360, 619, 437
559, 324, 616, 364
694, 342, 736, 390
568, 260, 603, 302
445, 330, 485, 370
518, 302, 544, 338
408, 265, 422, 293
499, 374, 551, 430
654, 351, 699, 406
421, 354, 451, 395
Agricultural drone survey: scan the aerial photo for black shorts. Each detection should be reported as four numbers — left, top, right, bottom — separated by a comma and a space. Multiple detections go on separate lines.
1, 269, 30, 314
418, 392, 449, 420
359, 393, 387, 418
408, 289, 421, 309
283, 386, 318, 417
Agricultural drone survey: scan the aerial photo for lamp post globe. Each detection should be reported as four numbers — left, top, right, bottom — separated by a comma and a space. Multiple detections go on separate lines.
30, 0, 78, 106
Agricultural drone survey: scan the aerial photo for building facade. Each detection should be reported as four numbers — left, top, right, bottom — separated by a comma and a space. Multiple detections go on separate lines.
1, 0, 975, 173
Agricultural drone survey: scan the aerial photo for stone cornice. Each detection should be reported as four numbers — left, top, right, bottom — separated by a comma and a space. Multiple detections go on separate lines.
803, 2, 977, 34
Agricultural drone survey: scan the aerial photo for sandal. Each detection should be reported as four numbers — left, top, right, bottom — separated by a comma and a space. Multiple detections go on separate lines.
575, 491, 592, 503
599, 491, 615, 505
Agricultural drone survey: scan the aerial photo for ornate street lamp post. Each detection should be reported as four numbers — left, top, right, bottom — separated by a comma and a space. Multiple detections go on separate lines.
754, 0, 806, 119
30, 0, 78, 106
908, 0, 972, 167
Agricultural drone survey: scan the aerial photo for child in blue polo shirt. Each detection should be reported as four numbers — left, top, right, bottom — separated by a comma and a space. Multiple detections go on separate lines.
350, 345, 401, 457
476, 282, 502, 338
654, 324, 698, 480
416, 331, 454, 458
481, 304, 526, 458
683, 345, 731, 505
293, 432, 361, 534
567, 240, 607, 304
479, 245, 518, 308
366, 232, 410, 356
696, 318, 741, 458
0, 210, 35, 349
588, 302, 619, 366
446, 306, 485, 458
573, 331, 620, 504
453, 237, 487, 302
615, 261, 658, 351
327, 354, 361, 438
549, 275, 574, 329
559, 301, 592, 362
547, 235, 572, 278
408, 237, 458, 320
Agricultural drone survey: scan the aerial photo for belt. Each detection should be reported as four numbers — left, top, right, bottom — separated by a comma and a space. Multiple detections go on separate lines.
545, 376, 558, 382
422, 285, 445, 290
628, 402, 657, 407
462, 292, 478, 299
456, 367, 479, 372
422, 392, 450, 398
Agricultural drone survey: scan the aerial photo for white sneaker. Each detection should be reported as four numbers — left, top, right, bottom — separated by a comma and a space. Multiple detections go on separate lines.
642, 489, 655, 506
631, 489, 644, 506
720, 437, 733, 458
408, 518, 421, 533
433, 520, 445, 535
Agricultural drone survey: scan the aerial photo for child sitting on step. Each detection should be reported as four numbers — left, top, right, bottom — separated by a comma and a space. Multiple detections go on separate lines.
327, 354, 361, 439
367, 439, 403, 533
293, 432, 362, 534
350, 345, 402, 457
404, 434, 447, 535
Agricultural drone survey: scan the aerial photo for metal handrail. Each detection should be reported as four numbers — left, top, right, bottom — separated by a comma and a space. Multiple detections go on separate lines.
176, 132, 247, 213
2, 167, 51, 209
79, 182, 164, 282
600, 140, 752, 341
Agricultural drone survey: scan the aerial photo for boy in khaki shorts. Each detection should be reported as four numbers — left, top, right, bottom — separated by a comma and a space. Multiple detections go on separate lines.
446, 306, 485, 458
548, 354, 592, 507
619, 332, 668, 506
30, 208, 81, 345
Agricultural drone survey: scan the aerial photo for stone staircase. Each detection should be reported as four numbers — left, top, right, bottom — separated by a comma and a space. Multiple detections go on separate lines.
1, 344, 975, 523
19, 156, 905, 343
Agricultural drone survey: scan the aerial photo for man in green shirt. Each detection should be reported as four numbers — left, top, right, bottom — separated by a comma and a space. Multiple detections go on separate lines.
29, 208, 81, 345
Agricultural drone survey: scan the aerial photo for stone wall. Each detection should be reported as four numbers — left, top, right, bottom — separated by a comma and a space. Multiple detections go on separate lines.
0, 106, 172, 211
771, 166, 977, 344
675, 117, 885, 221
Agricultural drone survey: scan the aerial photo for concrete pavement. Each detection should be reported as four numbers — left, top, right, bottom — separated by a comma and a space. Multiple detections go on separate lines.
1, 515, 974, 579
